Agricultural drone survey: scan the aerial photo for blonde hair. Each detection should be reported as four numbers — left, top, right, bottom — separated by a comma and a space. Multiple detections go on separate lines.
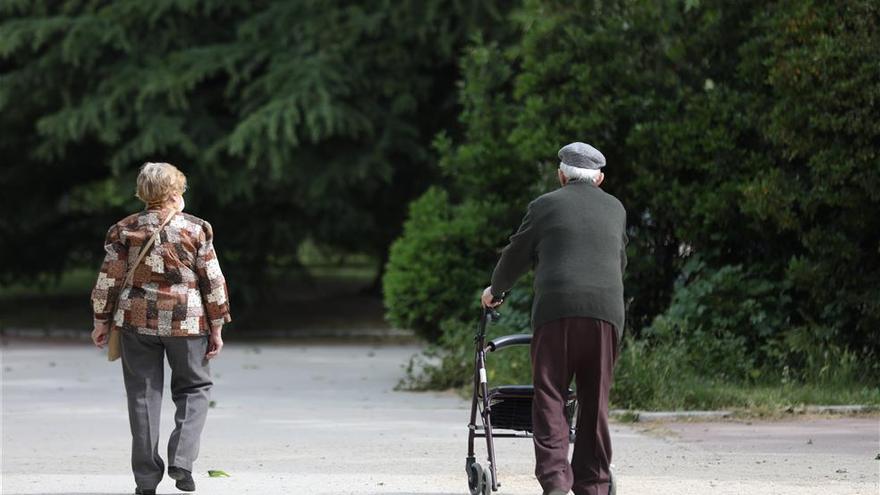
136, 162, 187, 206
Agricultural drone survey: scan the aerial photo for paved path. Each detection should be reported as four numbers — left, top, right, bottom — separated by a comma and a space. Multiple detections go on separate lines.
1, 340, 878, 494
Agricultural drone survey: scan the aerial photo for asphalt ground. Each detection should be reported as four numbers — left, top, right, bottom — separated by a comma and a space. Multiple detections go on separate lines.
2, 340, 878, 494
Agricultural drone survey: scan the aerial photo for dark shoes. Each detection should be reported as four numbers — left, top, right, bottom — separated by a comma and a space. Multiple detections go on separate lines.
168, 466, 196, 492
134, 466, 195, 494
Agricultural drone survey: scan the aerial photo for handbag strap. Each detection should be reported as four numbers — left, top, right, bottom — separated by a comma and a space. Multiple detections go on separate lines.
122, 209, 178, 288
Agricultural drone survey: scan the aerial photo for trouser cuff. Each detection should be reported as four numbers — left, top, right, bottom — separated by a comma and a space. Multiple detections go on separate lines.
170, 457, 194, 472
134, 476, 162, 490
572, 481, 610, 495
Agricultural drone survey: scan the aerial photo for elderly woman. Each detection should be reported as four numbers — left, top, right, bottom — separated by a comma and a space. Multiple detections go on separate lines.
90, 162, 231, 495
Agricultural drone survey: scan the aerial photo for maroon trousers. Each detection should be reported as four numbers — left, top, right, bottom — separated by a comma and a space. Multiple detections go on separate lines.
531, 317, 619, 495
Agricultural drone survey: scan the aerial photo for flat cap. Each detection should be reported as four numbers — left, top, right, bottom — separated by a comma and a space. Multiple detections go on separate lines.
558, 142, 606, 170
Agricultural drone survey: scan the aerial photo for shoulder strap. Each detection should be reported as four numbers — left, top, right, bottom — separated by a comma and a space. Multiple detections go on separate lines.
122, 210, 178, 288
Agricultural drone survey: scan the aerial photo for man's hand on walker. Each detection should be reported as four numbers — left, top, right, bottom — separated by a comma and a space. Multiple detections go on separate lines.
91, 321, 110, 349
206, 326, 224, 360
481, 286, 503, 308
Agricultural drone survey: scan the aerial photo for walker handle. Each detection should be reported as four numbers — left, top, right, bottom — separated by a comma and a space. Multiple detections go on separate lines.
485, 307, 501, 322
484, 291, 508, 322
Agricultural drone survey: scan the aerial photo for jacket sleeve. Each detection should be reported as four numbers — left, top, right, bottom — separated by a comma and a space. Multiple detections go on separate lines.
91, 224, 128, 325
195, 221, 232, 327
490, 202, 538, 298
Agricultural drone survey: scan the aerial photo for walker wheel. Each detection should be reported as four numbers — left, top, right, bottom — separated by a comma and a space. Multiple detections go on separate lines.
481, 467, 492, 494
467, 462, 484, 495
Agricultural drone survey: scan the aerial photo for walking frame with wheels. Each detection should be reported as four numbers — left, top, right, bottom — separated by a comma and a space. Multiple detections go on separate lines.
465, 294, 578, 495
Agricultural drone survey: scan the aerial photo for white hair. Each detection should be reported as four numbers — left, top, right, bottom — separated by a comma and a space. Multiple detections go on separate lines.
559, 162, 601, 184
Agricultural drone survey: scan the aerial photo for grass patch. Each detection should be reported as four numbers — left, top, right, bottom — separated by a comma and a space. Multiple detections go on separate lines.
614, 410, 641, 423
400, 323, 880, 412
0, 268, 95, 299
614, 379, 880, 412
608, 339, 880, 411
303, 264, 377, 282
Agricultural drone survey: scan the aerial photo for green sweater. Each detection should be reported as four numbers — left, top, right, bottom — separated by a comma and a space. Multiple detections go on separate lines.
490, 181, 628, 339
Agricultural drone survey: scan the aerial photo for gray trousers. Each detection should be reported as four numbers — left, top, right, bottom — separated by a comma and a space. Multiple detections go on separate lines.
121, 331, 212, 489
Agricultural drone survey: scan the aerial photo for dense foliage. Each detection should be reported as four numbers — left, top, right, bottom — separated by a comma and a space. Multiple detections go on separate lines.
385, 0, 880, 392
0, 0, 506, 298
2, 0, 877, 398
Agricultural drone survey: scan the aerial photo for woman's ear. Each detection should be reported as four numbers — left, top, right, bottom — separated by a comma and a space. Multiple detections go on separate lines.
558, 169, 567, 186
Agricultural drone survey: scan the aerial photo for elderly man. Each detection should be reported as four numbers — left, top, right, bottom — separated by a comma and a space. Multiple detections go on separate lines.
481, 142, 627, 495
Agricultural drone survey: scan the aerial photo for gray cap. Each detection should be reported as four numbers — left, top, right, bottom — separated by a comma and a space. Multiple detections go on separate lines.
558, 142, 606, 170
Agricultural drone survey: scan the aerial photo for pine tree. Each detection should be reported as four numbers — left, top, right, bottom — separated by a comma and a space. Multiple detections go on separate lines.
0, 0, 507, 295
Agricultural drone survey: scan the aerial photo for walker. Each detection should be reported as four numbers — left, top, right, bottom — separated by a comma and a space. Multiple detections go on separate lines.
464, 302, 578, 494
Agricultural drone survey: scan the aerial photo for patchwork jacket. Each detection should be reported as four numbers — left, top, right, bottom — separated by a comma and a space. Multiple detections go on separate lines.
91, 208, 231, 336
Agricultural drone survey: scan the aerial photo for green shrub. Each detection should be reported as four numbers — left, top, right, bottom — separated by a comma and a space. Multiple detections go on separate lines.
644, 261, 791, 381
383, 188, 508, 341
392, 0, 880, 406
644, 261, 880, 385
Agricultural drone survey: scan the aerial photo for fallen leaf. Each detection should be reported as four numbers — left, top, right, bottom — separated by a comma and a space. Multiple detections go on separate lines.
208, 470, 231, 478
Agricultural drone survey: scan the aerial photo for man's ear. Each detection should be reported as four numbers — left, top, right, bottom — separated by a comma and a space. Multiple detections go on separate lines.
558, 169, 567, 186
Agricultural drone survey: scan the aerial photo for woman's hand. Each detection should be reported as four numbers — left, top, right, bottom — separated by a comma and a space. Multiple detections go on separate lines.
206, 326, 223, 360
91, 321, 110, 349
